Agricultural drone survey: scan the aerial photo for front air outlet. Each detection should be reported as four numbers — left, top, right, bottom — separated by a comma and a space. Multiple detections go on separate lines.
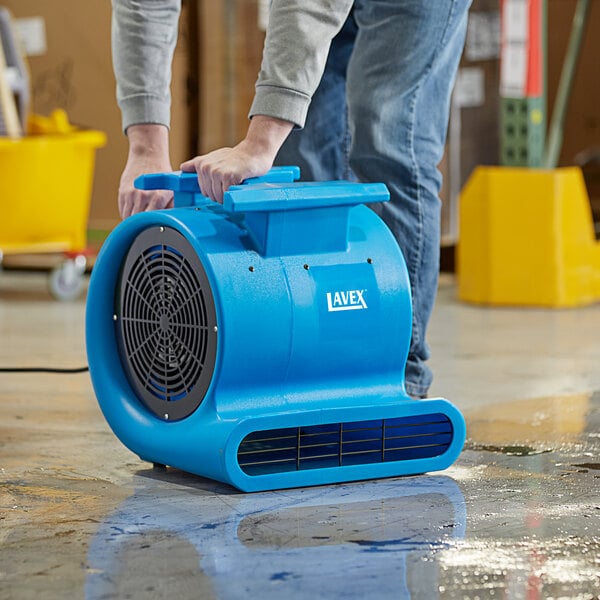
238, 413, 453, 476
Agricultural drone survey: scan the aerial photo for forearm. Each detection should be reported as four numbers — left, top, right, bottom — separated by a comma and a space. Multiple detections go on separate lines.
119, 124, 173, 219
242, 115, 294, 163
126, 123, 171, 161
111, 0, 181, 133
250, 0, 353, 128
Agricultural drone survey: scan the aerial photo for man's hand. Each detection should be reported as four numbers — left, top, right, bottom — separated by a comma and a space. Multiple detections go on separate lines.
119, 124, 174, 219
180, 115, 294, 203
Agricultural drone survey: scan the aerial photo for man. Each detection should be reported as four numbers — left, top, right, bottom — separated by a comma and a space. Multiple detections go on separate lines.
113, 0, 471, 399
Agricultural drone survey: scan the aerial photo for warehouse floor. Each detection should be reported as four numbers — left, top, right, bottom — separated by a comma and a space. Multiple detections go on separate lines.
1, 270, 599, 599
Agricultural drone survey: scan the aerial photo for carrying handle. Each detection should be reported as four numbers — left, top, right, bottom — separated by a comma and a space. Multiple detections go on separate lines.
223, 181, 389, 213
134, 166, 390, 257
134, 166, 389, 213
134, 166, 301, 203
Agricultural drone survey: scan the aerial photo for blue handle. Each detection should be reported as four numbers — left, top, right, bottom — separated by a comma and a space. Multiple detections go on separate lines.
134, 166, 389, 213
134, 166, 301, 195
223, 181, 389, 213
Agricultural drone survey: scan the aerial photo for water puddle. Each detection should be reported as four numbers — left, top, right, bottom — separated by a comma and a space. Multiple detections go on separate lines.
463, 390, 598, 454
464, 443, 552, 456
571, 462, 600, 470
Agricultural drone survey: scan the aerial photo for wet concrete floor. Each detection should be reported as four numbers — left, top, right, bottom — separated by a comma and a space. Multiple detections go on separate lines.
1, 272, 599, 599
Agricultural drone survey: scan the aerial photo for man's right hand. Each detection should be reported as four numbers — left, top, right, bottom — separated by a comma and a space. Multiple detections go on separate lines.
119, 124, 174, 219
180, 115, 294, 204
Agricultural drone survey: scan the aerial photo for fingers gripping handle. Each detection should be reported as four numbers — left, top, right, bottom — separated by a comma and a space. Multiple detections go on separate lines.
134, 166, 302, 207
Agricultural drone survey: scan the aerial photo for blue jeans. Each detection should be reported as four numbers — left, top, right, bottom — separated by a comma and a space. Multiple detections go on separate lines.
276, 0, 471, 398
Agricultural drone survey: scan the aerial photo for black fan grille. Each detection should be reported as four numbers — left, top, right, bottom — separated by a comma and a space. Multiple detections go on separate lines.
115, 226, 217, 420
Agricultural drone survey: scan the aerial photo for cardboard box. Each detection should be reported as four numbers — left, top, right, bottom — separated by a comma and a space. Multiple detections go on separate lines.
441, 0, 501, 246
197, 0, 264, 153
4, 0, 196, 232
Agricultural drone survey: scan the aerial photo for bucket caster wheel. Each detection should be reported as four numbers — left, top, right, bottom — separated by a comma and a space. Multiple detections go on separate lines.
48, 255, 87, 301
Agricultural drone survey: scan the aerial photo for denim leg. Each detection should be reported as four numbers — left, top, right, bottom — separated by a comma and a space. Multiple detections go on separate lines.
274, 15, 357, 181
347, 0, 470, 398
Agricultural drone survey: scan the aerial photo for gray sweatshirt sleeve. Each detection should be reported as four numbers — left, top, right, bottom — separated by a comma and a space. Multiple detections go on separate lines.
111, 0, 181, 133
250, 0, 353, 128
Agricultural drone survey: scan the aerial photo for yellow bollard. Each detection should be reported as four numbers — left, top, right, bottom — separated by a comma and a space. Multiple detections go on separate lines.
457, 166, 600, 307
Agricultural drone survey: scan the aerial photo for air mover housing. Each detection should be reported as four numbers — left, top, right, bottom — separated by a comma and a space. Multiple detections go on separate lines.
86, 167, 465, 491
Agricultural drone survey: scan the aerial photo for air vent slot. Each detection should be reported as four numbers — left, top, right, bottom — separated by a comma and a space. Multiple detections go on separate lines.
238, 413, 453, 476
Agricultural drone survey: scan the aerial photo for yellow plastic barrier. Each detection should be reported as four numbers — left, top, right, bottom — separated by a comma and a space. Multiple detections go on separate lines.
457, 166, 600, 307
0, 110, 106, 255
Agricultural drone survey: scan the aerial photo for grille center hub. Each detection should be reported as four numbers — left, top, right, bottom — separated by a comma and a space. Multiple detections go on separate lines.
159, 313, 170, 333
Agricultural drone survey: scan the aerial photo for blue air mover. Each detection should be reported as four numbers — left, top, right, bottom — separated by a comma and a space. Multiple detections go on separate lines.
86, 167, 465, 492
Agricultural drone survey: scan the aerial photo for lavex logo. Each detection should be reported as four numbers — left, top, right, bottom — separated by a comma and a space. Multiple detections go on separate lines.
326, 289, 368, 312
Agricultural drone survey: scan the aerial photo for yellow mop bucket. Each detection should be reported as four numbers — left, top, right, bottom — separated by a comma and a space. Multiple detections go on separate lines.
0, 109, 106, 256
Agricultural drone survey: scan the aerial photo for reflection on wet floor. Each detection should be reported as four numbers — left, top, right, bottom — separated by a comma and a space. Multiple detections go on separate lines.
1, 272, 599, 599
85, 477, 465, 599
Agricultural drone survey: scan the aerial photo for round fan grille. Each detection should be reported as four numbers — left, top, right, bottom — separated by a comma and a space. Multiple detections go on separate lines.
115, 226, 217, 420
